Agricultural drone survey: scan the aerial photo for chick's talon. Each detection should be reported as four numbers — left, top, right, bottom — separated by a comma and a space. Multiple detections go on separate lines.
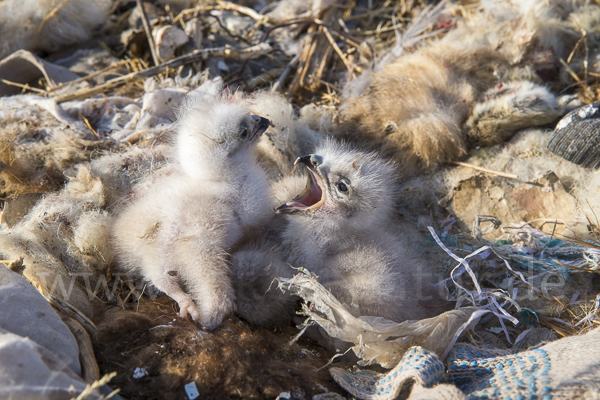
177, 298, 200, 322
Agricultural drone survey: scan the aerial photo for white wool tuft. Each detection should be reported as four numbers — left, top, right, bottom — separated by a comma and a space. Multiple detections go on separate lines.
0, 0, 111, 59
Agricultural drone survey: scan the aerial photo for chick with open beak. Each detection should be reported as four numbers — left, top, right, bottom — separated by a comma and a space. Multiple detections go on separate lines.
274, 139, 449, 324
276, 155, 325, 214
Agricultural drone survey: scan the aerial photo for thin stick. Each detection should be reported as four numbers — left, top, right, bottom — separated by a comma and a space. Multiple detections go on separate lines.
567, 34, 586, 64
78, 112, 100, 138
452, 161, 519, 180
540, 319, 570, 337
174, 1, 266, 24
552, 259, 600, 274
271, 52, 300, 93
36, 0, 71, 38
1, 79, 46, 94
62, 316, 101, 383
559, 57, 587, 89
246, 67, 285, 90
47, 60, 130, 93
216, 0, 266, 22
322, 25, 354, 76
136, 0, 161, 65
52, 43, 271, 103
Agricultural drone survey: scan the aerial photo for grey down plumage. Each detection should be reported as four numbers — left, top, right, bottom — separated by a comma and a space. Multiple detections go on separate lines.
233, 139, 448, 328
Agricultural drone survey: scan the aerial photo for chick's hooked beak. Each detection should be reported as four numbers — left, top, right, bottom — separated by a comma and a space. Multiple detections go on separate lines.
276, 154, 325, 214
250, 115, 273, 141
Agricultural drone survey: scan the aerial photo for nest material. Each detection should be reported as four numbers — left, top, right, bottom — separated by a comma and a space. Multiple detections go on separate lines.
2, 0, 600, 399
93, 297, 341, 400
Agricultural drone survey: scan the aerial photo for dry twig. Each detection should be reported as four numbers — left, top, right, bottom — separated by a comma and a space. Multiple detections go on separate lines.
52, 43, 272, 103
47, 60, 130, 94
136, 0, 161, 65
1, 79, 46, 94
174, 0, 266, 24
452, 161, 519, 180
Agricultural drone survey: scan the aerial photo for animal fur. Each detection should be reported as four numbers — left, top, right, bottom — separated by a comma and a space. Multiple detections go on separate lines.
465, 81, 560, 146
0, 96, 113, 197
396, 127, 600, 240
338, 0, 599, 176
0, 144, 170, 318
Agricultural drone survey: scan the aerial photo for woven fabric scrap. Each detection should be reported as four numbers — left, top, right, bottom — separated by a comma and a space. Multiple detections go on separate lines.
331, 327, 600, 400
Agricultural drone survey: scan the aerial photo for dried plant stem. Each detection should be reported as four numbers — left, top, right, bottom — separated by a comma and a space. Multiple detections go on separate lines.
78, 112, 100, 138
53, 43, 272, 103
271, 52, 301, 93
136, 0, 161, 65
552, 259, 600, 274
452, 161, 519, 180
559, 57, 588, 90
74, 372, 119, 400
48, 60, 130, 93
174, 0, 266, 24
216, 0, 266, 22
1, 79, 46, 94
36, 0, 72, 38
47, 295, 97, 333
247, 67, 285, 89
322, 25, 354, 76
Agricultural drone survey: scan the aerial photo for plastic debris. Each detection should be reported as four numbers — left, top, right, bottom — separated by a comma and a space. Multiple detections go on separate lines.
132, 367, 148, 379
184, 382, 200, 400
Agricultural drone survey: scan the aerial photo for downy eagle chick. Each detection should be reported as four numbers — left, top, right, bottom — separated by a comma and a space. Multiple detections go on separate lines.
112, 87, 272, 330
234, 139, 447, 326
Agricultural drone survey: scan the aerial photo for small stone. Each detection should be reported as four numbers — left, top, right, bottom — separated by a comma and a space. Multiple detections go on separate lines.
312, 393, 345, 400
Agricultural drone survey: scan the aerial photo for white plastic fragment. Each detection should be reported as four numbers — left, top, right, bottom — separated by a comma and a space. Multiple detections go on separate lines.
440, 309, 490, 360
132, 367, 148, 379
514, 328, 533, 346
276, 392, 291, 400
217, 60, 230, 71
428, 226, 520, 345
428, 226, 485, 297
153, 25, 189, 61
184, 382, 200, 400
280, 269, 483, 367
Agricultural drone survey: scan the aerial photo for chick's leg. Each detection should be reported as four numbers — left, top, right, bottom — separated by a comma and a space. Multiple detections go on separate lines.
172, 242, 235, 331
141, 263, 201, 322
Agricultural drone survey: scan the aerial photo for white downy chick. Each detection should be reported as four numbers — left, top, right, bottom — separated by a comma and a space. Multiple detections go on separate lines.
274, 139, 447, 322
112, 87, 273, 330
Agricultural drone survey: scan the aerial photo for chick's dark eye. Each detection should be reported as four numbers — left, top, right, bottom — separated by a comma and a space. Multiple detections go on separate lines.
239, 122, 249, 139
337, 182, 348, 193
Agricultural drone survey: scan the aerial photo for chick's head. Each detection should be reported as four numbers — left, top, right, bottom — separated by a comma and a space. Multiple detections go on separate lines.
277, 139, 397, 232
175, 91, 272, 179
